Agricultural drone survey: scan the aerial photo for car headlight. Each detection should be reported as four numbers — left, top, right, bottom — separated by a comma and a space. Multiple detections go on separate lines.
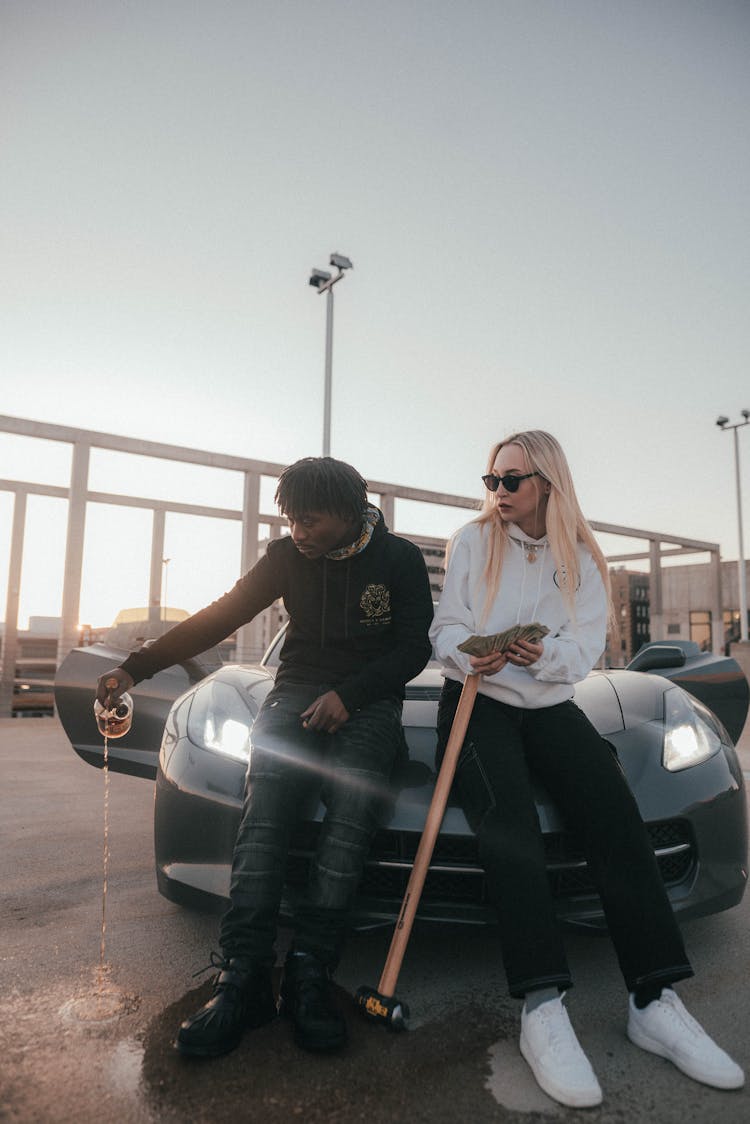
662, 687, 723, 772
187, 679, 253, 762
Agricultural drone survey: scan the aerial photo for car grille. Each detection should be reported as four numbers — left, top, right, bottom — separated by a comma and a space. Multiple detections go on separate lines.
285, 819, 696, 906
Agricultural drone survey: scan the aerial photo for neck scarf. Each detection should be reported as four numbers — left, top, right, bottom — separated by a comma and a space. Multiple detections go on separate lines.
325, 504, 380, 560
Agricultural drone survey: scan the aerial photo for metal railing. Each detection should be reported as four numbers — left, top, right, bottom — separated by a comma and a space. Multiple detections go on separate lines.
0, 414, 723, 717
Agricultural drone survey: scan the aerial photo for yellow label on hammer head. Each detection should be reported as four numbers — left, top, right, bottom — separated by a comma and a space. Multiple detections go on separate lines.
364, 995, 389, 1018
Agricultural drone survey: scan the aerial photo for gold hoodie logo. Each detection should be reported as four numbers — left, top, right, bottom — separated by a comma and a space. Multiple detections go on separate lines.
360, 583, 391, 624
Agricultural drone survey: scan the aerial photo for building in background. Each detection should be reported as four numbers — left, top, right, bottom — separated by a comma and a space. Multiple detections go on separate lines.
0, 617, 60, 716
604, 559, 750, 662
606, 570, 651, 666
413, 536, 447, 601
660, 558, 750, 653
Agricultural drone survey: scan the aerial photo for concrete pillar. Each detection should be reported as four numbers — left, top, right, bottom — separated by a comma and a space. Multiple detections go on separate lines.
148, 508, 166, 629
0, 490, 27, 717
649, 539, 664, 642
710, 549, 724, 655
380, 492, 395, 529
235, 470, 265, 663
58, 442, 90, 664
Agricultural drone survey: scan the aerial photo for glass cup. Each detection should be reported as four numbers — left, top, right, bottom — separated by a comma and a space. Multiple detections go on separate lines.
94, 693, 133, 739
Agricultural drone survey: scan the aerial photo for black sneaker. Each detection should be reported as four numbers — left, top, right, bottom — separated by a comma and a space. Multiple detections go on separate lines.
280, 952, 347, 1052
176, 954, 277, 1057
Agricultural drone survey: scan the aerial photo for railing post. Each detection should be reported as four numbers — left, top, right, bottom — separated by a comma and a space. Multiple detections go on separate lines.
380, 492, 395, 529
148, 508, 166, 628
57, 442, 90, 664
236, 470, 265, 662
649, 538, 664, 642
0, 490, 27, 717
710, 549, 724, 654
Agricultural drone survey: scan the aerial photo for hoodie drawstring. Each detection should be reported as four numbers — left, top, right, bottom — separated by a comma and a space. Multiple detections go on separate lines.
513, 539, 547, 624
530, 550, 546, 622
515, 553, 528, 625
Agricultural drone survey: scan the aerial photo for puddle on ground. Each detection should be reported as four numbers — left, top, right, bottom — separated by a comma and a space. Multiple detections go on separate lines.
138, 978, 517, 1123
109, 1037, 146, 1096
59, 965, 140, 1027
486, 1038, 563, 1116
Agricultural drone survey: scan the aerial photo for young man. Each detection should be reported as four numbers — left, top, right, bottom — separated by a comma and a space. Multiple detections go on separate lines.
97, 457, 433, 1057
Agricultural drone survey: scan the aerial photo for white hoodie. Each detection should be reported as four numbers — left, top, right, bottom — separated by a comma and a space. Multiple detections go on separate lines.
429, 521, 607, 709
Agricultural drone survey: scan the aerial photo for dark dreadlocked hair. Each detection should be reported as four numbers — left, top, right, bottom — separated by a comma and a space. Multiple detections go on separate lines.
275, 457, 369, 524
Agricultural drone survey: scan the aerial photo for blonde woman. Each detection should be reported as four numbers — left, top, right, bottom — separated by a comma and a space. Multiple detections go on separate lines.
430, 431, 743, 1109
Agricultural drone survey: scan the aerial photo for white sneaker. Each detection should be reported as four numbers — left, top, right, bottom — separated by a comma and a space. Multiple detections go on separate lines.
627, 990, 744, 1090
520, 996, 603, 1108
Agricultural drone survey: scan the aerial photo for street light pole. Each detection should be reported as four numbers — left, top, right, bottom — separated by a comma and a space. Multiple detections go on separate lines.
309, 252, 353, 457
323, 284, 334, 457
717, 411, 750, 643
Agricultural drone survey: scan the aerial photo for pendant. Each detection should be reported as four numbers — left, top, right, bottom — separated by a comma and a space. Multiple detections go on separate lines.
526, 546, 537, 563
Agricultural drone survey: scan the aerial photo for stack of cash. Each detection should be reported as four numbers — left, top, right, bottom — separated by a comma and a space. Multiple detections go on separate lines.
457, 622, 549, 657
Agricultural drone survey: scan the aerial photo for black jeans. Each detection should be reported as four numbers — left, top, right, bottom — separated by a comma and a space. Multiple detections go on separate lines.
219, 680, 403, 969
437, 679, 693, 998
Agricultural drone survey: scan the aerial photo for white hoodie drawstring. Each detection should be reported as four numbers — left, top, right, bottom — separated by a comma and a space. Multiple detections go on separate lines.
515, 549, 528, 624
530, 549, 546, 621
513, 537, 547, 624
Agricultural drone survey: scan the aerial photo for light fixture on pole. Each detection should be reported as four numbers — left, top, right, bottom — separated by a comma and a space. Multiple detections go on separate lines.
716, 411, 750, 643
308, 252, 353, 456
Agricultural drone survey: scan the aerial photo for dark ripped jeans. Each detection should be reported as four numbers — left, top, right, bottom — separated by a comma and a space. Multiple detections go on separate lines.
219, 680, 403, 969
437, 678, 693, 998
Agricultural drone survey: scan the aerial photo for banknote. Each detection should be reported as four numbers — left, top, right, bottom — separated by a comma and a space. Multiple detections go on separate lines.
457, 622, 549, 657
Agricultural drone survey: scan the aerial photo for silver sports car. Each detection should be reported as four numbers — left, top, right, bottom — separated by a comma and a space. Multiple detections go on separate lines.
55, 631, 749, 931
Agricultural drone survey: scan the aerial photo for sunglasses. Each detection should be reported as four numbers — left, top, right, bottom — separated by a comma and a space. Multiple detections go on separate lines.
481, 471, 540, 493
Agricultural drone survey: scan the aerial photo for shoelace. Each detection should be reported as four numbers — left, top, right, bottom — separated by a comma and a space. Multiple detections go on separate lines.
536, 1004, 585, 1062
191, 949, 246, 995
652, 993, 705, 1040
191, 949, 229, 979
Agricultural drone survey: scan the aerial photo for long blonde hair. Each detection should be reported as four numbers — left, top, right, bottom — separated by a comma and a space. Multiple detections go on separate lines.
474, 430, 613, 628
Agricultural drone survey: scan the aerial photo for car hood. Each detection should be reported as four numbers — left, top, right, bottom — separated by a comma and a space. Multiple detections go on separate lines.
403, 667, 626, 746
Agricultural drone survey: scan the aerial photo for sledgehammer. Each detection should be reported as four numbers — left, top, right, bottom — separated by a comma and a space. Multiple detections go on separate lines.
356, 673, 480, 1030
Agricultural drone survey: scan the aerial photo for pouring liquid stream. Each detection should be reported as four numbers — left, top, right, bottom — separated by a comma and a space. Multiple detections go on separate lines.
61, 689, 134, 1025
98, 730, 110, 995
92, 688, 133, 1000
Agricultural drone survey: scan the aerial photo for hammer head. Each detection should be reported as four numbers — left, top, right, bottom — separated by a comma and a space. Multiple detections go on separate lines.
355, 986, 409, 1031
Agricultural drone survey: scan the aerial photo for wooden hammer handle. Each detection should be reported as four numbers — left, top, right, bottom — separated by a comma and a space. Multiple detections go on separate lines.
377, 673, 480, 998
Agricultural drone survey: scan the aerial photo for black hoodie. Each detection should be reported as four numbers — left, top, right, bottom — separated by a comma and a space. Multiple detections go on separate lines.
120, 510, 434, 713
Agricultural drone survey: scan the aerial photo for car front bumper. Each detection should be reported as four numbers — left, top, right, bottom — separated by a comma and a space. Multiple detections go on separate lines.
154, 729, 748, 930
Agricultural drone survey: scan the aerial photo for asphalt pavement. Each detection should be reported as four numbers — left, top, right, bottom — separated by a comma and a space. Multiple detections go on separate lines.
1, 715, 749, 1124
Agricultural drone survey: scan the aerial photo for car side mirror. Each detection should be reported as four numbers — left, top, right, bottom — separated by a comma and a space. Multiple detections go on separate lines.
627, 645, 687, 672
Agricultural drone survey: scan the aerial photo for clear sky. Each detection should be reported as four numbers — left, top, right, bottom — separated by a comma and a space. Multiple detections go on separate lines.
1, 1, 748, 629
